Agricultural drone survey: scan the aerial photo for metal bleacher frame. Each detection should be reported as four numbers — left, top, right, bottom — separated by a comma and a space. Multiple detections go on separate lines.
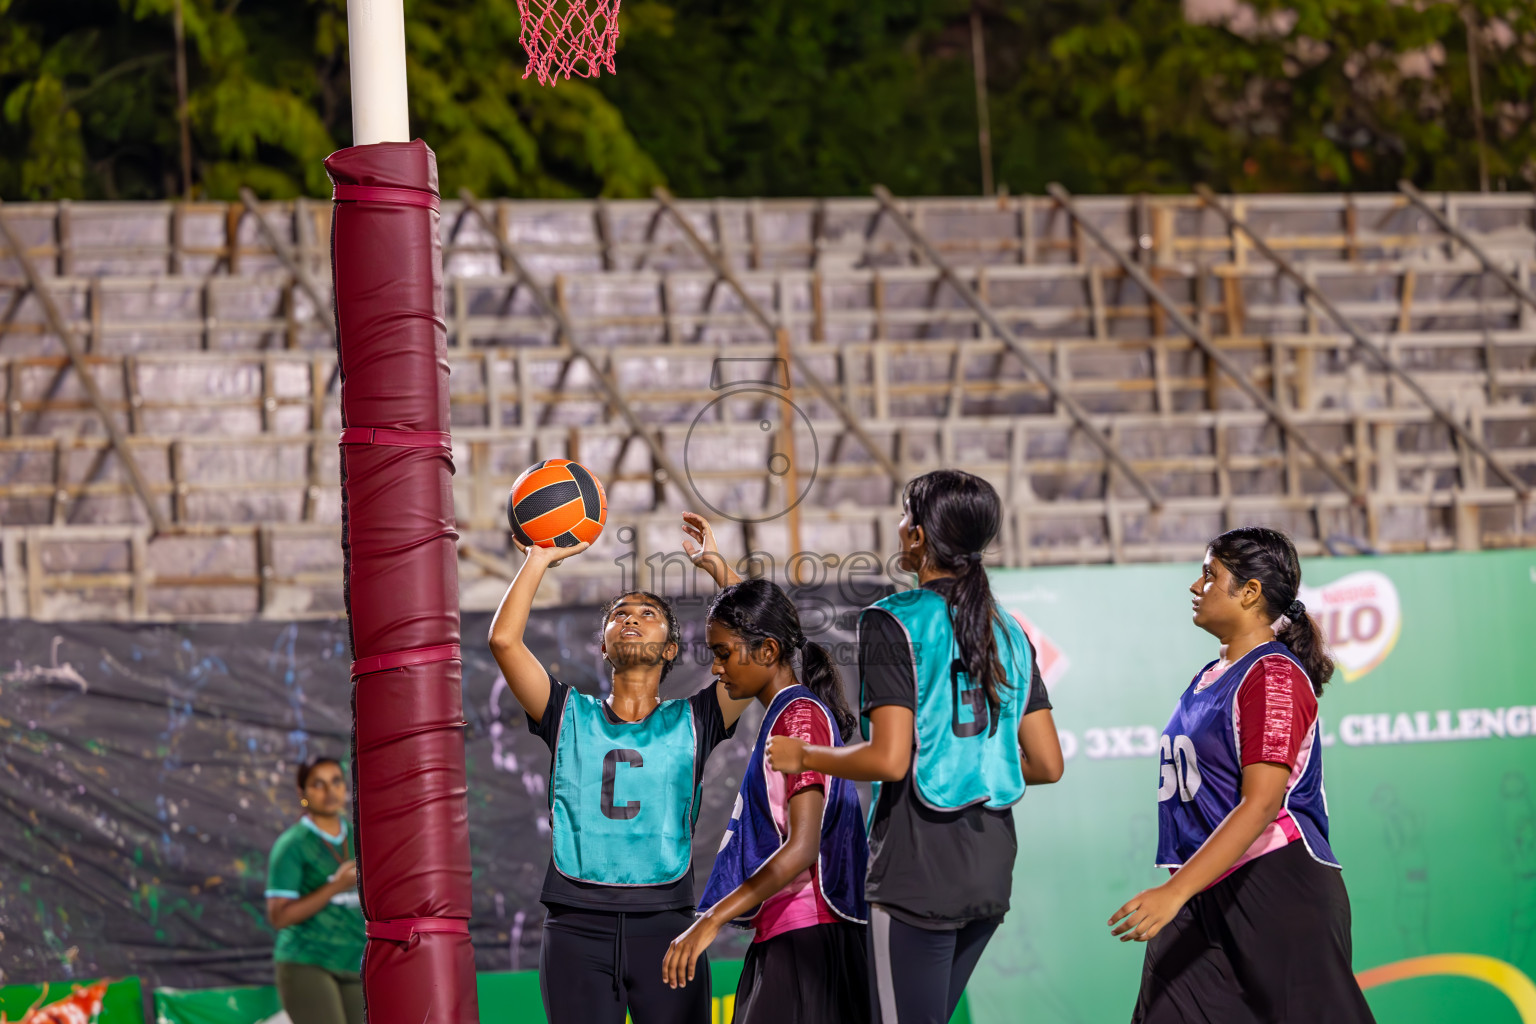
1, 188, 1533, 620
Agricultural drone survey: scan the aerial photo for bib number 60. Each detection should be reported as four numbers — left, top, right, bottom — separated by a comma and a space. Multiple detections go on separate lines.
1157, 734, 1202, 802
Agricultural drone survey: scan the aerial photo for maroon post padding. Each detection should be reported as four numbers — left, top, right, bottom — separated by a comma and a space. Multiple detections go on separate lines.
325, 140, 479, 1024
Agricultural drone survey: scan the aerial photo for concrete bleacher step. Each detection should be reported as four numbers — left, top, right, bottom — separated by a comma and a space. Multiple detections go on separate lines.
1, 193, 1532, 618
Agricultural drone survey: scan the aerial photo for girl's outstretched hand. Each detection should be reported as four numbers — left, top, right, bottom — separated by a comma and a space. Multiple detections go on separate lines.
765, 734, 807, 774
511, 537, 590, 569
1108, 882, 1188, 943
681, 512, 738, 587
662, 914, 720, 990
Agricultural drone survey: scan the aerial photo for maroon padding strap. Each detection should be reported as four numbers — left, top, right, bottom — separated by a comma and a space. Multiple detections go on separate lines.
352, 643, 461, 678
366, 918, 470, 944
333, 183, 442, 213
339, 427, 453, 449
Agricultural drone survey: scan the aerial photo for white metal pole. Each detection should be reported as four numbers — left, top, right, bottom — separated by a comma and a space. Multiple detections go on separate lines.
347, 0, 411, 145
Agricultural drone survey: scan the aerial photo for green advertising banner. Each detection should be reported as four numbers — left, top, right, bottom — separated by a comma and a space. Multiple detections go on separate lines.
978, 549, 1536, 1024
152, 985, 278, 1024
0, 978, 142, 1024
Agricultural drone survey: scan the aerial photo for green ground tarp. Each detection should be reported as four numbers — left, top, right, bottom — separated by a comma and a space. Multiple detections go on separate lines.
148, 966, 967, 1024
4, 962, 970, 1024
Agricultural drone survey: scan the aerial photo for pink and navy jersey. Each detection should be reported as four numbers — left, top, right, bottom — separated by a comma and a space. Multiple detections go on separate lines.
698, 685, 868, 927
1155, 640, 1339, 871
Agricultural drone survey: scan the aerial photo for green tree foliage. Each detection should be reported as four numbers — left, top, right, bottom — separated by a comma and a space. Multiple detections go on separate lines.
0, 0, 660, 199
603, 0, 1536, 195
996, 0, 1536, 192
599, 1, 986, 196
1, 0, 1532, 199
0, 0, 340, 199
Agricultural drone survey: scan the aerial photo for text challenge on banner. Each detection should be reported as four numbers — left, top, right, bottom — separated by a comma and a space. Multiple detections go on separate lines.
976, 550, 1536, 1024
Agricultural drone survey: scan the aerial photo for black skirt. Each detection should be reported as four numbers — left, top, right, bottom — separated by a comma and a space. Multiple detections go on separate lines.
1133, 840, 1377, 1024
733, 921, 871, 1024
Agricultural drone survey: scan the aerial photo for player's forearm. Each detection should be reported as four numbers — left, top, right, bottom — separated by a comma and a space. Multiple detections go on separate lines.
488, 563, 545, 652
802, 740, 908, 782
1165, 795, 1278, 899
487, 563, 553, 721
1021, 755, 1063, 786
268, 882, 344, 930
697, 553, 742, 590
701, 839, 817, 926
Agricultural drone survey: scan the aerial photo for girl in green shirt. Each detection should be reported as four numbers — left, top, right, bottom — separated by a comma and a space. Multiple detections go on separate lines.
265, 756, 366, 1024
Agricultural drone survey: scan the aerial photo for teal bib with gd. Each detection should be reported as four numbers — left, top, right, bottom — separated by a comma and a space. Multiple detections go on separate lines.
549, 692, 698, 886
863, 589, 1029, 813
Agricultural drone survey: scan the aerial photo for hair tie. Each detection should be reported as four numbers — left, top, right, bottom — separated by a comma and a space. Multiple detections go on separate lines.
965, 551, 984, 563
791, 633, 806, 650
1271, 599, 1306, 635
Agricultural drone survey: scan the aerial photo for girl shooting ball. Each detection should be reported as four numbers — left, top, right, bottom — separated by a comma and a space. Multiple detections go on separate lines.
487, 511, 750, 1024
765, 469, 1065, 1024
663, 578, 871, 1023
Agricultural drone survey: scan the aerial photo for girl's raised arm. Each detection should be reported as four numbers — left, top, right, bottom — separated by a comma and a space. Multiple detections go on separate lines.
488, 541, 589, 724
682, 511, 753, 726
681, 511, 741, 589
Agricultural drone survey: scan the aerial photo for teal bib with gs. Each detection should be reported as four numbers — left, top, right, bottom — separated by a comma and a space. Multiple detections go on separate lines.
549, 691, 698, 886
862, 589, 1029, 813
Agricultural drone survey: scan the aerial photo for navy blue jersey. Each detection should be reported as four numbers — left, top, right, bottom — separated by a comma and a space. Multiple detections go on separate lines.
698, 684, 867, 925
1155, 641, 1338, 870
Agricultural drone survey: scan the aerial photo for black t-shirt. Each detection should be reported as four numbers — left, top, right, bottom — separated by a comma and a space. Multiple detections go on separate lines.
524, 678, 736, 912
861, 579, 1052, 929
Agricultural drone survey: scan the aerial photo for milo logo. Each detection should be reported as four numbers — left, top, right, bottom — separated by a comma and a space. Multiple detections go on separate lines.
1298, 570, 1402, 682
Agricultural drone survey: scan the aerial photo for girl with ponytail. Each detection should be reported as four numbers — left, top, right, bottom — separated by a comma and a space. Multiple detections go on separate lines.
767, 469, 1064, 1024
1110, 526, 1375, 1023
664, 578, 870, 1024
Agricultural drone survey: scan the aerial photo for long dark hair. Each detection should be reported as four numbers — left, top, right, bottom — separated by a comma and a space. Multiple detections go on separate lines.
707, 578, 857, 739
1207, 526, 1333, 694
296, 756, 342, 791
904, 470, 1013, 727
598, 591, 682, 682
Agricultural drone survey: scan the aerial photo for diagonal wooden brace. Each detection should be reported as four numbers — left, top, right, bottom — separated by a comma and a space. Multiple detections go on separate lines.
458, 189, 692, 506
878, 185, 1166, 511
0, 203, 171, 536
1048, 183, 1364, 505
1200, 184, 1528, 501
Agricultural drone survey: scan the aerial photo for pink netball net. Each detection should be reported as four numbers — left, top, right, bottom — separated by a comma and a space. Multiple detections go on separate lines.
516, 0, 622, 85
